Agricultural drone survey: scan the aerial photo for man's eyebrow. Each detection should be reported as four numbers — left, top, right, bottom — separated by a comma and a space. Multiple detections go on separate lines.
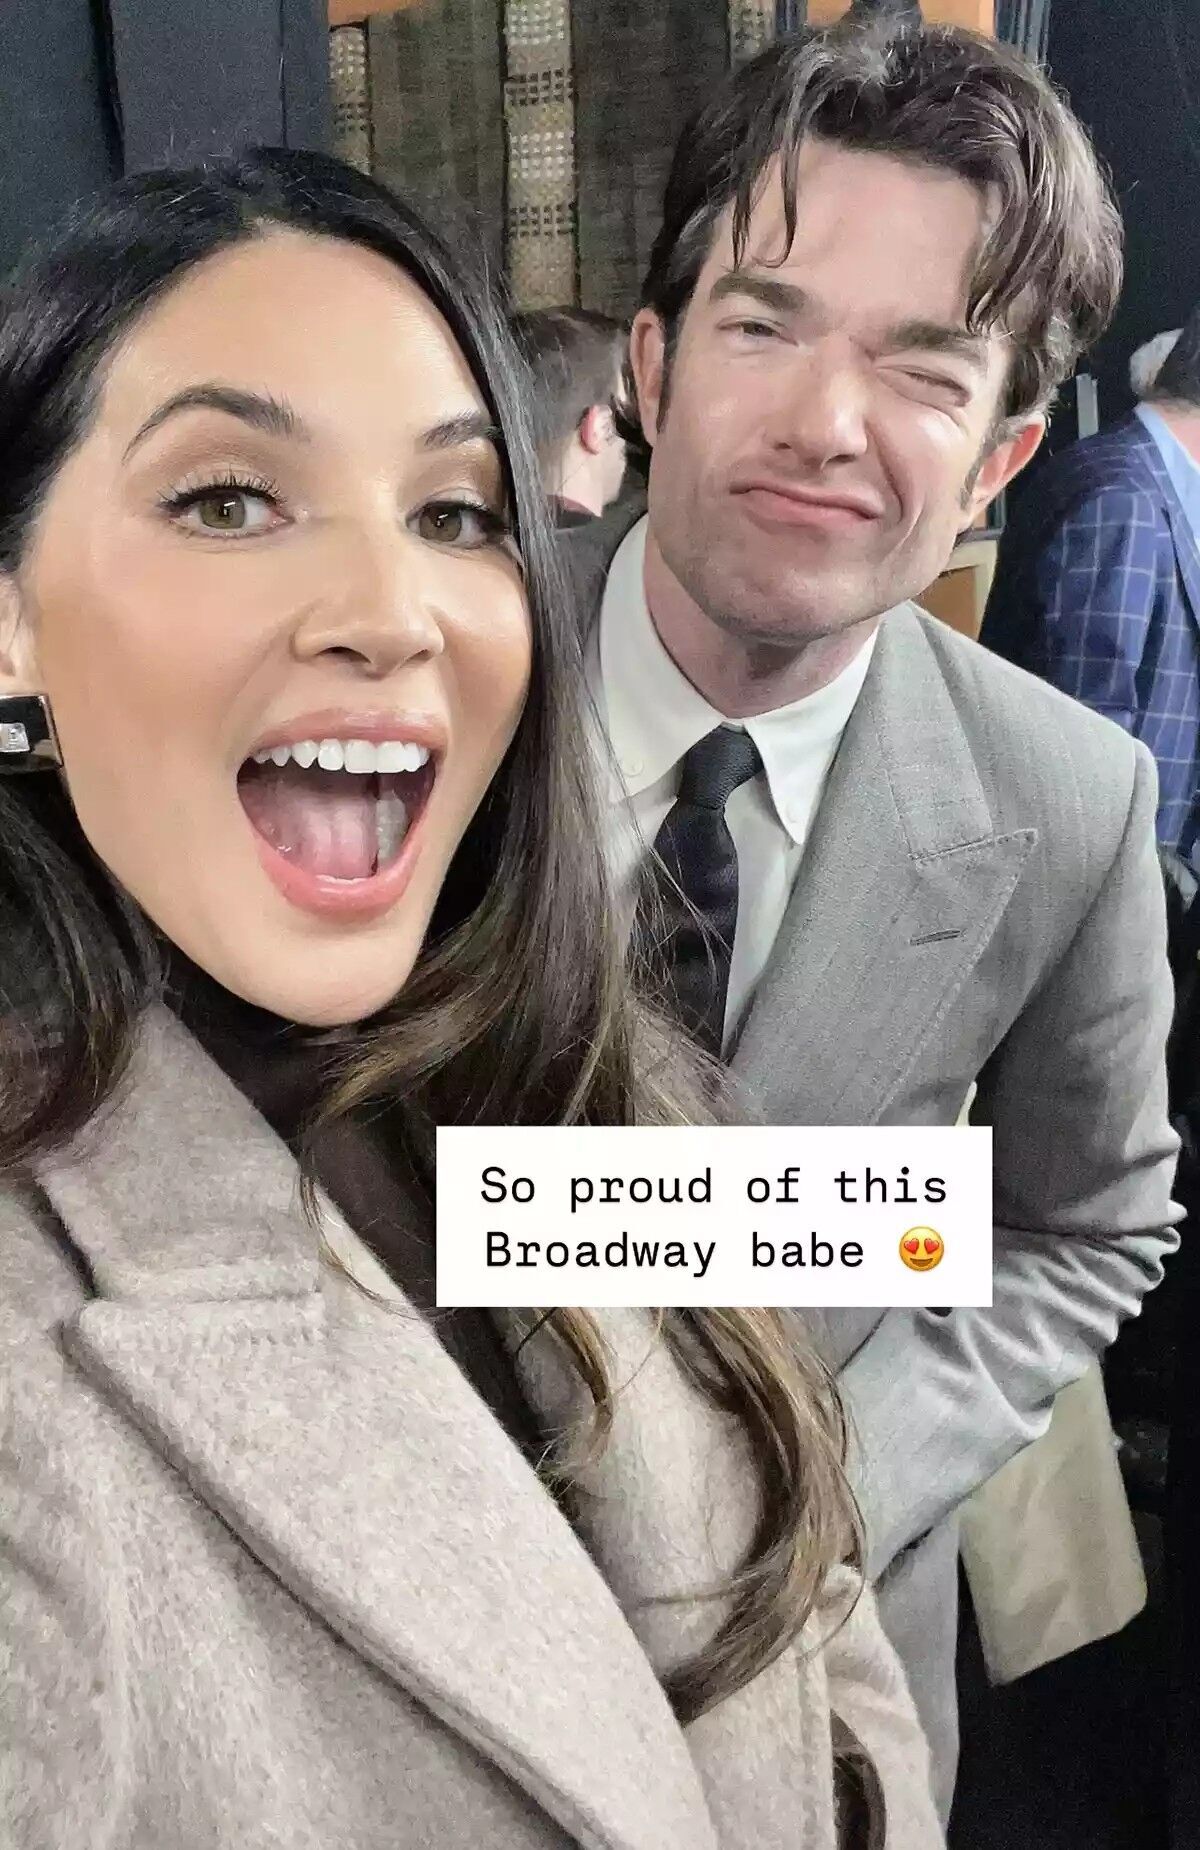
419, 410, 504, 455
122, 385, 307, 461
883, 319, 991, 372
707, 269, 809, 317
707, 270, 990, 373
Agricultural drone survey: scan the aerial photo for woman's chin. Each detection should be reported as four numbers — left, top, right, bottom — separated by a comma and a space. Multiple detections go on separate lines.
190, 944, 421, 1030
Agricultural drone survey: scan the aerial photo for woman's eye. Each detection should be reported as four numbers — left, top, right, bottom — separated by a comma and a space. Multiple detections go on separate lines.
414, 500, 508, 550
164, 483, 282, 537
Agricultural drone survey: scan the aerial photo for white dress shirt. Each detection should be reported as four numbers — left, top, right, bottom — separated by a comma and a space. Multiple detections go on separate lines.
588, 517, 876, 1047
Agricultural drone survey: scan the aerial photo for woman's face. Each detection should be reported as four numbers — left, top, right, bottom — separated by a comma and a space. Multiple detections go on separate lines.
1, 231, 532, 1025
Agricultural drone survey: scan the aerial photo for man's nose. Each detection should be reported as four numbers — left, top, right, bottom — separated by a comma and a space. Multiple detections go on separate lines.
770, 344, 871, 470
288, 526, 446, 678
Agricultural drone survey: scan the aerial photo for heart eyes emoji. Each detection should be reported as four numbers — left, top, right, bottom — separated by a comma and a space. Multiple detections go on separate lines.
899, 1228, 944, 1272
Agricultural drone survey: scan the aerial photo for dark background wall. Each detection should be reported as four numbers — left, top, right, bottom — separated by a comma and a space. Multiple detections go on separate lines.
1043, 0, 1200, 442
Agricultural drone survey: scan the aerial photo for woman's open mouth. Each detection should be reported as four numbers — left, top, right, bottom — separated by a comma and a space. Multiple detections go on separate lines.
237, 730, 438, 918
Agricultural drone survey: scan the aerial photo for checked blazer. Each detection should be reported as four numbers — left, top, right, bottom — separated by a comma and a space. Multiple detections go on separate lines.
982, 414, 1200, 855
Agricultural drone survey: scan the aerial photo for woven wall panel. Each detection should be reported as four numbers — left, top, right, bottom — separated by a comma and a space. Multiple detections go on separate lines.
368, 0, 506, 269
504, 0, 577, 308
330, 25, 371, 173
573, 0, 731, 318
730, 0, 777, 63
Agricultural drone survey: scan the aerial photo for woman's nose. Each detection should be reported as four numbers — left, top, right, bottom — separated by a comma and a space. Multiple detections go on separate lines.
288, 529, 446, 678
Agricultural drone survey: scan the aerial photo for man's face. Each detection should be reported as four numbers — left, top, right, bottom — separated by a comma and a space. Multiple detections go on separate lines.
631, 139, 1042, 651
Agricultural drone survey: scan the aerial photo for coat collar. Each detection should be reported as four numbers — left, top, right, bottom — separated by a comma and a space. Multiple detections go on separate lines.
731, 605, 1037, 1120
34, 1010, 719, 1850
33, 1008, 829, 1850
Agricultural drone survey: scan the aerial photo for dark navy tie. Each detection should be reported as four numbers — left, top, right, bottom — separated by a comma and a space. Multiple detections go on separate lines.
646, 725, 762, 1056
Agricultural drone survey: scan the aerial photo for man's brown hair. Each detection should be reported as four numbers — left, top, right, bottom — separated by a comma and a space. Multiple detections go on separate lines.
621, 22, 1122, 455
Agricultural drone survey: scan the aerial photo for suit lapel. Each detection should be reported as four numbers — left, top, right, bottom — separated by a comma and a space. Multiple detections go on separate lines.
1168, 500, 1200, 632
732, 607, 1036, 1122
37, 1011, 718, 1850
1139, 427, 1200, 631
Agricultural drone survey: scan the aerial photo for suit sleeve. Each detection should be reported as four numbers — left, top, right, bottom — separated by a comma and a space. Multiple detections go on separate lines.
982, 488, 1161, 734
837, 741, 1180, 1578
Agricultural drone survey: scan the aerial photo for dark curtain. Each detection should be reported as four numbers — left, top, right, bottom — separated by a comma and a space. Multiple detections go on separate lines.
0, 0, 330, 278
108, 0, 329, 170
367, 0, 506, 272
573, 0, 731, 317
0, 0, 120, 275
995, 0, 1051, 62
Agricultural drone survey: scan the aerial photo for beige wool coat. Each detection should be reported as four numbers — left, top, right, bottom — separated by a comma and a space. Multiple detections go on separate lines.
0, 1009, 941, 1850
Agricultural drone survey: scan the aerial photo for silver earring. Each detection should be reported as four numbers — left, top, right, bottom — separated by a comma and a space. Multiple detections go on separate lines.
0, 694, 62, 771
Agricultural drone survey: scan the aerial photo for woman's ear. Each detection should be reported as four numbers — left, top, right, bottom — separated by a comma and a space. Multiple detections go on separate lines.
0, 571, 40, 695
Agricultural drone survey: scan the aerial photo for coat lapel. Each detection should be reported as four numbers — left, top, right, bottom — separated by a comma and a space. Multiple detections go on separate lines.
505, 1306, 838, 1849
36, 1010, 718, 1850
732, 606, 1036, 1123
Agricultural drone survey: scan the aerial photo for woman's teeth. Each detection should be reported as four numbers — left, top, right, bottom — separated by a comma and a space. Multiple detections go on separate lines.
251, 737, 431, 774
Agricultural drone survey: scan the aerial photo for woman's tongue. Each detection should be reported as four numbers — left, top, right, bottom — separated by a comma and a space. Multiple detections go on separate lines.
240, 763, 380, 881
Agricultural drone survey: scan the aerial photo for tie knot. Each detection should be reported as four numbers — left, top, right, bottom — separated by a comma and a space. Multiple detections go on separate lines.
677, 725, 762, 809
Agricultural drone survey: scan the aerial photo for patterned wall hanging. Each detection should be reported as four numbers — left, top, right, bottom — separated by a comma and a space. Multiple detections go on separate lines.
503, 0, 577, 309
730, 0, 777, 65
572, 1, 744, 318
368, 1, 507, 271
329, 25, 372, 175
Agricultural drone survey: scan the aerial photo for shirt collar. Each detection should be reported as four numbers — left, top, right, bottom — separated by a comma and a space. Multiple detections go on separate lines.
593, 515, 877, 845
1136, 403, 1200, 535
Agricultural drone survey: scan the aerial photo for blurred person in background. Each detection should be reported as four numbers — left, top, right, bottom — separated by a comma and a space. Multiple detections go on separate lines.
511, 307, 630, 526
1130, 328, 1182, 401
982, 305, 1200, 856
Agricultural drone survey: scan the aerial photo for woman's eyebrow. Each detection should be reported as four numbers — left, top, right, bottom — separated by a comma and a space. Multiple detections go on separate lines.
123, 391, 504, 468
122, 384, 306, 461
419, 410, 504, 456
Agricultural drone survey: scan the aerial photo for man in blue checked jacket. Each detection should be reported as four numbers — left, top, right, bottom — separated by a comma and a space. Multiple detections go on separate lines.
982, 305, 1200, 857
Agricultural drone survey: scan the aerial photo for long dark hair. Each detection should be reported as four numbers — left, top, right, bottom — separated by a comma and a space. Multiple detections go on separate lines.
0, 151, 858, 1721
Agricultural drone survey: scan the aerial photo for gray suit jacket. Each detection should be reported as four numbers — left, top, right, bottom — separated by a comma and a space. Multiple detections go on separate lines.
0, 1010, 941, 1850
568, 517, 1180, 1806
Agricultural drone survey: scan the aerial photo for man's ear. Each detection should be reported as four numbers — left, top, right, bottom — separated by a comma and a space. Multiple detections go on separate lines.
960, 414, 1045, 530
629, 308, 668, 450
0, 571, 40, 695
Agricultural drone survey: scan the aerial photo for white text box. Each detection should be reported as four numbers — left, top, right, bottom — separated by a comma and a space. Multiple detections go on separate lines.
435, 1125, 992, 1308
